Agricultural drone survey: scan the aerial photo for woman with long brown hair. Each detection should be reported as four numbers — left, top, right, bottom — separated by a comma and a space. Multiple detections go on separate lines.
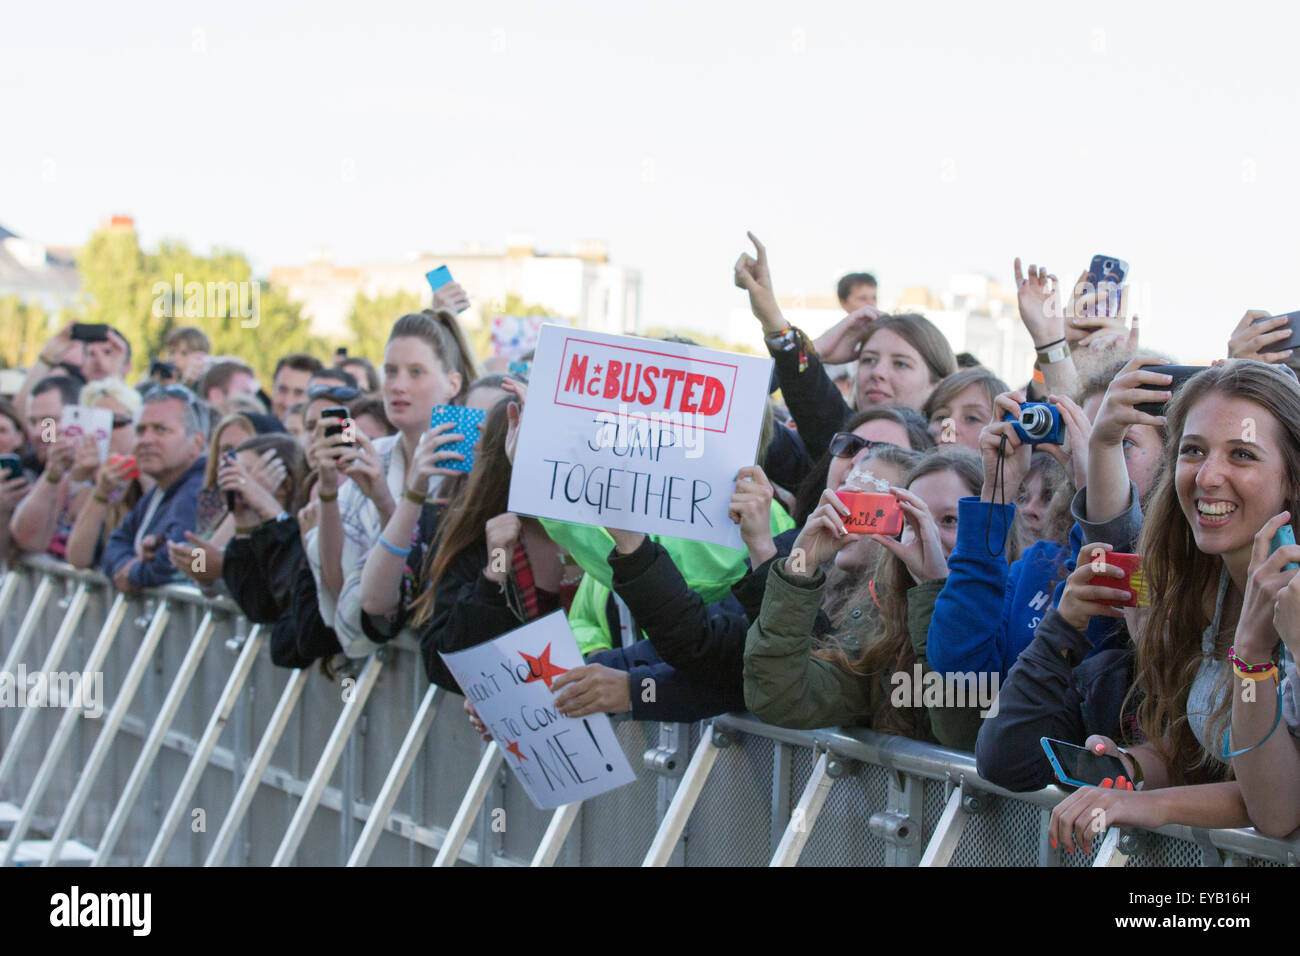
1049, 360, 1300, 852
744, 446, 985, 746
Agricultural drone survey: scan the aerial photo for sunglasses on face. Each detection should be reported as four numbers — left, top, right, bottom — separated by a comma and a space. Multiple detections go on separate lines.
829, 432, 896, 459
307, 384, 361, 402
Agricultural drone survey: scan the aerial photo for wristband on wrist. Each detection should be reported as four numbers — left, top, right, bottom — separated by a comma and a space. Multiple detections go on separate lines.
404, 487, 427, 505
1036, 342, 1071, 365
1032, 336, 1067, 351
92, 490, 110, 505
235, 524, 258, 535
377, 535, 411, 558
1228, 646, 1277, 674
318, 489, 338, 503
44, 470, 60, 485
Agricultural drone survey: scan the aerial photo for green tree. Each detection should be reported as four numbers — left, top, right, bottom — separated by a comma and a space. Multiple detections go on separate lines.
0, 296, 52, 369
72, 225, 326, 383
344, 289, 425, 365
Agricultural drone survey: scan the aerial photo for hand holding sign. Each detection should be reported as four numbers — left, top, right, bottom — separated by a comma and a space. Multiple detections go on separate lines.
440, 612, 637, 809
552, 664, 632, 718
508, 326, 772, 548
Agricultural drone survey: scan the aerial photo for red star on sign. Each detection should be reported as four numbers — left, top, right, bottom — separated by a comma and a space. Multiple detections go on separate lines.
503, 738, 526, 761
519, 643, 568, 689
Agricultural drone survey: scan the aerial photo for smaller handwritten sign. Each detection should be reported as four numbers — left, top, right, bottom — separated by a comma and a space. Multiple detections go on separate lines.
439, 612, 637, 810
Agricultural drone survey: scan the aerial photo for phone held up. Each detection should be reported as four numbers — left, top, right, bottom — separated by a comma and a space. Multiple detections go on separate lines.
1084, 254, 1129, 318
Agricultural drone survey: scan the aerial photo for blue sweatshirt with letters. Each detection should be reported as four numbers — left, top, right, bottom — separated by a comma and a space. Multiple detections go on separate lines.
926, 495, 1129, 679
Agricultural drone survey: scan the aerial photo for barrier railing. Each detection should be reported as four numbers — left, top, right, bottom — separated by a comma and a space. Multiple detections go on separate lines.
1, 556, 1297, 867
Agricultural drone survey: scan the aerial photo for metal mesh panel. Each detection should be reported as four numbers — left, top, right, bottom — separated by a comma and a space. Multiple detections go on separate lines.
576, 720, 663, 866
945, 793, 1044, 866
683, 731, 775, 867
795, 756, 890, 867
8, 564, 1300, 869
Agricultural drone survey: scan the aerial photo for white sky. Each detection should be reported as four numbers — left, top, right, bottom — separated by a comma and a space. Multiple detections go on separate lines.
3, 0, 1299, 360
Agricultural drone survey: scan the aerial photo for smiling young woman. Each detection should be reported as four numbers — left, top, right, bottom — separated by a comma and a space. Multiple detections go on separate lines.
1046, 360, 1300, 850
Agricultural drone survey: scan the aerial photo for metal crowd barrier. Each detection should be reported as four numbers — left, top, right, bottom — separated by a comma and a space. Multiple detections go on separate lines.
1, 555, 1297, 867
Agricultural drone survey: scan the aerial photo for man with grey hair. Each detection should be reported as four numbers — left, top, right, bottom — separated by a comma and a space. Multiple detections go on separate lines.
101, 385, 208, 593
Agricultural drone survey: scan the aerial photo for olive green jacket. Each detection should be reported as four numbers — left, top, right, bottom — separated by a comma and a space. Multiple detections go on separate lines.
743, 558, 983, 750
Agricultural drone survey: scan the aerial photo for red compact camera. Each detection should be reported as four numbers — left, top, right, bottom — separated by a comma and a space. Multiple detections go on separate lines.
835, 491, 904, 535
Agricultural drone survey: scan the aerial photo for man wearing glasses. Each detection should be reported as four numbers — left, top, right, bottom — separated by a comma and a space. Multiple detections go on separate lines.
100, 385, 207, 593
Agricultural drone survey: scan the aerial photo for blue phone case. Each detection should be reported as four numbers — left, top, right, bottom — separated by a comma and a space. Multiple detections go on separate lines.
1271, 524, 1299, 571
1040, 737, 1127, 789
1086, 254, 1129, 317
425, 266, 452, 293
429, 405, 486, 474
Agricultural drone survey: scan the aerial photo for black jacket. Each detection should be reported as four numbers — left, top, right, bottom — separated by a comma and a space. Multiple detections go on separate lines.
223, 516, 342, 669
771, 340, 851, 464
974, 605, 1134, 792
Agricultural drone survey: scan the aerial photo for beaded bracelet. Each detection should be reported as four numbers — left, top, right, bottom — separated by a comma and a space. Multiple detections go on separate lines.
1233, 663, 1280, 683
1228, 646, 1276, 674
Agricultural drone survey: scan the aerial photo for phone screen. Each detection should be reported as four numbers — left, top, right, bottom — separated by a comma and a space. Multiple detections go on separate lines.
1041, 737, 1128, 787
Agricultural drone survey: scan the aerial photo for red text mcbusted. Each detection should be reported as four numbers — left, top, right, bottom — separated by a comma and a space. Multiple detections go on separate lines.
558, 339, 738, 430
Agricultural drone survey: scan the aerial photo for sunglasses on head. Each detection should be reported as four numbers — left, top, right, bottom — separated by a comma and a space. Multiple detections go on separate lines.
829, 432, 896, 459
308, 384, 361, 402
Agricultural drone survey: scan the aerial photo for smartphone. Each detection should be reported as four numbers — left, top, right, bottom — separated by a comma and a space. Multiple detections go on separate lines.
1250, 310, 1300, 354
320, 405, 354, 445
1085, 255, 1129, 318
150, 359, 179, 382
429, 404, 486, 474
835, 490, 904, 535
223, 449, 238, 512
1041, 737, 1130, 789
425, 265, 468, 313
425, 265, 452, 293
1086, 550, 1145, 607
0, 454, 23, 482
1271, 524, 1299, 572
107, 454, 139, 481
70, 323, 110, 343
1134, 365, 1211, 417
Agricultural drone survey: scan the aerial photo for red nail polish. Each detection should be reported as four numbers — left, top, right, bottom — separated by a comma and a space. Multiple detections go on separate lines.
1050, 837, 1057, 849
1101, 778, 1113, 788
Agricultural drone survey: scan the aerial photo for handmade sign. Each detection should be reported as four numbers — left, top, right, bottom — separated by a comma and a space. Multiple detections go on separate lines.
507, 325, 773, 548
439, 611, 636, 810
491, 314, 549, 358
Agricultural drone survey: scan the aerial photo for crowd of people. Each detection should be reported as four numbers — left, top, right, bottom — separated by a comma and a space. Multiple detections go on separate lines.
2, 240, 1299, 854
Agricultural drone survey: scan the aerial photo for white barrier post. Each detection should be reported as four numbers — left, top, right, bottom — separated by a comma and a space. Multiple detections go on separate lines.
270, 654, 384, 867
202, 665, 308, 867
642, 727, 722, 867
91, 610, 219, 866
769, 750, 835, 867
346, 684, 442, 867
432, 745, 505, 867
19, 598, 173, 867
143, 623, 264, 866
0, 581, 90, 789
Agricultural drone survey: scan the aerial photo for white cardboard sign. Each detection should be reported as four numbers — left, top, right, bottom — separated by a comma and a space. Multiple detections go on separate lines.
439, 611, 636, 810
508, 325, 773, 548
